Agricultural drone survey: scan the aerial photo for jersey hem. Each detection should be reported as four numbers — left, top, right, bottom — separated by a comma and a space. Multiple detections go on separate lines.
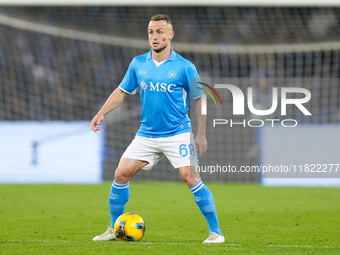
191, 94, 204, 100
136, 128, 191, 138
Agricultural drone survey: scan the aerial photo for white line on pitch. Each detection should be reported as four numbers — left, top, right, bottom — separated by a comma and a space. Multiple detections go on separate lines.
140, 242, 339, 249
4, 240, 340, 249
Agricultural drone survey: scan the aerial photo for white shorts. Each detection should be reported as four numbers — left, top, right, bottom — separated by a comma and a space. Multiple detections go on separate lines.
121, 132, 198, 171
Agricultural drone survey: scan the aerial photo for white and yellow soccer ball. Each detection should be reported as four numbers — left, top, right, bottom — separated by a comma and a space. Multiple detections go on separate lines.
113, 212, 146, 242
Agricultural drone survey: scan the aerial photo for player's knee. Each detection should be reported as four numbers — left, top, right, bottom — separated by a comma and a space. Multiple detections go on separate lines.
114, 169, 131, 183
181, 172, 200, 188
186, 178, 201, 188
180, 170, 188, 181
179, 167, 200, 188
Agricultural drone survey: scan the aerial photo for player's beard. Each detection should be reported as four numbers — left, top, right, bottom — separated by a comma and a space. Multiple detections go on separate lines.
153, 44, 168, 53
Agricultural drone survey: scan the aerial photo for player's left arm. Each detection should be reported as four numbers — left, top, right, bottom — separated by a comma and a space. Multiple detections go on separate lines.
195, 96, 207, 158
184, 61, 207, 157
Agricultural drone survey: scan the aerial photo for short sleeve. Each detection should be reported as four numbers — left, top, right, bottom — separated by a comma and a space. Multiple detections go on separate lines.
119, 58, 138, 95
184, 63, 204, 99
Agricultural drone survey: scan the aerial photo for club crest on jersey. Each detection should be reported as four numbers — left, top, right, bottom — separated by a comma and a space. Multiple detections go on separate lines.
167, 71, 176, 79
140, 81, 148, 90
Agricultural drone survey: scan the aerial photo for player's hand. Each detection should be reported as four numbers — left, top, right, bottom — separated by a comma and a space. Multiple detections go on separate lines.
195, 134, 207, 158
91, 114, 104, 133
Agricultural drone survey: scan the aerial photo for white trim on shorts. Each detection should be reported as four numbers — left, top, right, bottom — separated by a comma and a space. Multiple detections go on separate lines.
121, 132, 198, 171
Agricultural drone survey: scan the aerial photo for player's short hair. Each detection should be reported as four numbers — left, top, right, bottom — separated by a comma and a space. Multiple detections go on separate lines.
150, 14, 172, 26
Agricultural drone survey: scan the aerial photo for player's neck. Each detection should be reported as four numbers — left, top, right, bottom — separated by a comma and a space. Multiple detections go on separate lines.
152, 46, 171, 63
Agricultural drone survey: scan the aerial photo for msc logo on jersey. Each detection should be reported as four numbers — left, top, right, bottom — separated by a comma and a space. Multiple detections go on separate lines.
167, 71, 176, 79
140, 81, 176, 93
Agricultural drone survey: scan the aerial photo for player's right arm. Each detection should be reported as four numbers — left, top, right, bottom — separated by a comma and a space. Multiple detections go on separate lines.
90, 87, 127, 133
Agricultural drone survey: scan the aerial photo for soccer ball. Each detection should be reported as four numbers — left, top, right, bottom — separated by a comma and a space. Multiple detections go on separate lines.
113, 212, 146, 241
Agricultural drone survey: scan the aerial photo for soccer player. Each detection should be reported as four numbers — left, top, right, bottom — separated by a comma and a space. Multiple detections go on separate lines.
90, 14, 224, 243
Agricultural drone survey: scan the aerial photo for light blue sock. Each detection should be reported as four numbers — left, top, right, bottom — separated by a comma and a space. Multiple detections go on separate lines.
109, 180, 130, 228
190, 181, 222, 235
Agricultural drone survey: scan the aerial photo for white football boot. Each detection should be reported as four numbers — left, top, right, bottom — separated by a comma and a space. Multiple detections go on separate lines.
203, 232, 225, 244
93, 227, 117, 241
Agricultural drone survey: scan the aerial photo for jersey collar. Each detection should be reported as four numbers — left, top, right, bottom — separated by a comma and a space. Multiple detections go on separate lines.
147, 48, 176, 62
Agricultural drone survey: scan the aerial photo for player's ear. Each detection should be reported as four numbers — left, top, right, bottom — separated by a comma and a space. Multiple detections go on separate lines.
169, 31, 174, 41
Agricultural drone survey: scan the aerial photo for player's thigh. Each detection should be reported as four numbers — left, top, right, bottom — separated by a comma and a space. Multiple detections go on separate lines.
162, 132, 198, 169
114, 158, 148, 183
121, 135, 162, 171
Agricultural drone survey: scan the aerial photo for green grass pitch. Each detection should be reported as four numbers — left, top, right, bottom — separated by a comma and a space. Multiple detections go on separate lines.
1, 182, 339, 254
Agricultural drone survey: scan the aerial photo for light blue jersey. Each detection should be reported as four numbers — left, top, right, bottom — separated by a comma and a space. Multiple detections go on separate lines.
119, 49, 203, 138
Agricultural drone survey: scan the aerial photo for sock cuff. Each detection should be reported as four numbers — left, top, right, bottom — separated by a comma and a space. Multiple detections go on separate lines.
112, 180, 130, 189
190, 180, 204, 194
